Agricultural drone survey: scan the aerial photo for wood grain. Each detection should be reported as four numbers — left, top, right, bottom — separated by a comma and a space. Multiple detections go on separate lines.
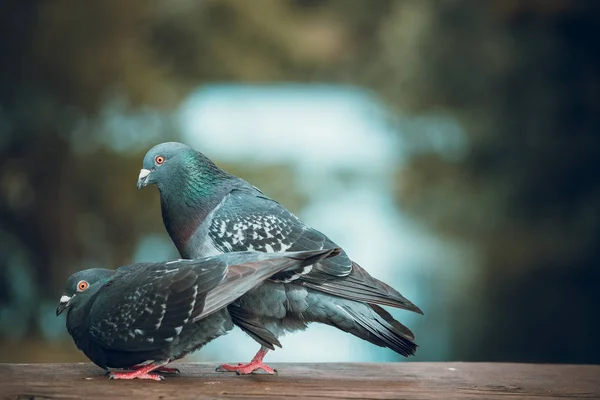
0, 362, 598, 400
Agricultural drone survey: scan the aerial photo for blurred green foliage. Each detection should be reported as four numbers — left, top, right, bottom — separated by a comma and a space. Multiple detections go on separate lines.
383, 1, 600, 363
1, 0, 599, 363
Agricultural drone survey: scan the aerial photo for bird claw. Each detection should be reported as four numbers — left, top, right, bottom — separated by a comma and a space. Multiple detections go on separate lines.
109, 372, 165, 381
217, 362, 278, 375
216, 346, 277, 375
125, 364, 180, 375
215, 363, 243, 372
107, 363, 170, 381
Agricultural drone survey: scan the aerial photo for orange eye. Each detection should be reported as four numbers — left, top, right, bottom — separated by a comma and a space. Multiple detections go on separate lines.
77, 280, 89, 292
155, 155, 165, 165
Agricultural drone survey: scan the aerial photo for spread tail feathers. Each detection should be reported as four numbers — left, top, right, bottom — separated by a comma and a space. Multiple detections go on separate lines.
337, 303, 418, 357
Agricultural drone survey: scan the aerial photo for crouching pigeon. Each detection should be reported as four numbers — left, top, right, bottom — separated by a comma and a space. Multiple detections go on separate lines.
56, 249, 339, 380
137, 142, 423, 375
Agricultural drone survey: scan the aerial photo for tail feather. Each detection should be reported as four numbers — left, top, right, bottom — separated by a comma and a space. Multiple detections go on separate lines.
338, 304, 418, 357
303, 262, 423, 314
370, 304, 415, 341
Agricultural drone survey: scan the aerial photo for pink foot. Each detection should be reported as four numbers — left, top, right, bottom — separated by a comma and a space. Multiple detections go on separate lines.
109, 370, 164, 381
128, 364, 180, 375
217, 361, 277, 375
216, 346, 277, 375
108, 362, 167, 381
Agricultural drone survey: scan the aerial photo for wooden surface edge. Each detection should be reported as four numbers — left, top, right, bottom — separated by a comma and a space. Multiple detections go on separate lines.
0, 362, 598, 399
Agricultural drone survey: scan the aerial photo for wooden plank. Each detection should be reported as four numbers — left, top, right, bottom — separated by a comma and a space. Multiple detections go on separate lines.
0, 362, 598, 400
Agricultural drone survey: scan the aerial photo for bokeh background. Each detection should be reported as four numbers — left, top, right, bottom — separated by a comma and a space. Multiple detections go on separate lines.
1, 0, 599, 365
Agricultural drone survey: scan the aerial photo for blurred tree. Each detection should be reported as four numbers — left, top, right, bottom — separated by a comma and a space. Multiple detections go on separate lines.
369, 0, 600, 363
1, 0, 175, 319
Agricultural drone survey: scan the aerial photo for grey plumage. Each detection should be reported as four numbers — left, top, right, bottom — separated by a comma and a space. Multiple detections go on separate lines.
56, 249, 339, 379
137, 142, 422, 366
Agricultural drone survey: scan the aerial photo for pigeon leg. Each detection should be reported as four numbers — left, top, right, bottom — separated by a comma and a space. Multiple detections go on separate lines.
216, 346, 277, 375
127, 363, 180, 375
109, 361, 169, 381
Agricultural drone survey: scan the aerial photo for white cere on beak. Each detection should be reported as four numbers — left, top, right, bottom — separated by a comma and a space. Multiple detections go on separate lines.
138, 169, 151, 180
60, 295, 71, 304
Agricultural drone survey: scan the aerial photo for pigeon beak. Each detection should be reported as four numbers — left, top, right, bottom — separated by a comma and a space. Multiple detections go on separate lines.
56, 295, 72, 316
137, 168, 152, 189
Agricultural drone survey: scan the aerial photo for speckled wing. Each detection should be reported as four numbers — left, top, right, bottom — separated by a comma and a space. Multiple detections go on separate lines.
208, 189, 353, 282
208, 189, 423, 313
87, 259, 227, 352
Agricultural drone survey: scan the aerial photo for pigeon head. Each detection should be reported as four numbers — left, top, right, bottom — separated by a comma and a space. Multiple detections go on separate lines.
136, 142, 238, 253
137, 142, 195, 190
56, 268, 115, 316
137, 142, 232, 190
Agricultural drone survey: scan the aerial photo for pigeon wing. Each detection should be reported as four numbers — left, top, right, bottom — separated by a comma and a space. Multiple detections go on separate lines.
208, 189, 422, 313
87, 259, 227, 352
209, 189, 352, 281
194, 248, 341, 321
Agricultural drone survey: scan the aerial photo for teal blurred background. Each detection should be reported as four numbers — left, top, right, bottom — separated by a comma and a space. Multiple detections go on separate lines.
1, 0, 599, 364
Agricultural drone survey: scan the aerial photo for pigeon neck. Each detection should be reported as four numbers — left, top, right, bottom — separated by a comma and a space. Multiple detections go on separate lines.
158, 170, 235, 254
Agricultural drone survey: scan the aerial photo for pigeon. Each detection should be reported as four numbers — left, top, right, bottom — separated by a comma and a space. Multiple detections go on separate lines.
56, 248, 340, 380
137, 142, 423, 375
